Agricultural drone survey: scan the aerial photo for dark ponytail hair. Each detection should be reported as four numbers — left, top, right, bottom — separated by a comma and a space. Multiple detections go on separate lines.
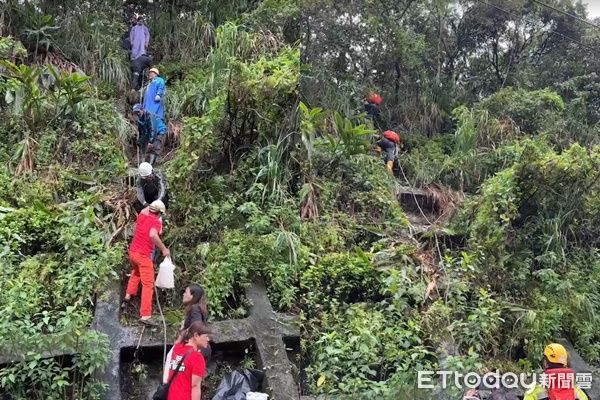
185, 283, 209, 322
182, 321, 211, 343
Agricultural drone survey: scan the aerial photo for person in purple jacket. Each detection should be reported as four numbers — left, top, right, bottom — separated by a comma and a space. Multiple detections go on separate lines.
130, 15, 150, 61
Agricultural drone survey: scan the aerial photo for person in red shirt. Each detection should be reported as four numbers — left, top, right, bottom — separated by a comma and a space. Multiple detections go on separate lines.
163, 284, 212, 384
124, 200, 170, 325
167, 321, 211, 400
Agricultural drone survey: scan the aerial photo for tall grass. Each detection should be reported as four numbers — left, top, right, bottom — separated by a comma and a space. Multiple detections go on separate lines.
52, 11, 129, 90
249, 130, 294, 205
76, 98, 130, 144
166, 22, 272, 119
301, 72, 359, 118
150, 11, 215, 63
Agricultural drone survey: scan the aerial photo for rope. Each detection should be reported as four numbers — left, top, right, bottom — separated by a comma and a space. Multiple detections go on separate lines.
151, 247, 168, 368
135, 326, 145, 350
139, 73, 145, 104
123, 0, 167, 372
136, 73, 146, 166
132, 325, 145, 365
397, 161, 435, 226
154, 283, 167, 368
396, 160, 448, 302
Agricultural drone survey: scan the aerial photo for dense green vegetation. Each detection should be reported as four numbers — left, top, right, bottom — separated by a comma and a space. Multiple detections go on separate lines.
1, 0, 599, 399
300, 0, 600, 398
0, 28, 127, 397
0, 0, 299, 398
164, 19, 300, 317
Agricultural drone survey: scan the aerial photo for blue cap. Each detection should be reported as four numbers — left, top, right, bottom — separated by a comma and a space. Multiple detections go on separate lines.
132, 103, 143, 112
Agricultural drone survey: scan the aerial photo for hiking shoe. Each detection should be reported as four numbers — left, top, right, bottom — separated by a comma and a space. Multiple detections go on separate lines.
139, 317, 159, 326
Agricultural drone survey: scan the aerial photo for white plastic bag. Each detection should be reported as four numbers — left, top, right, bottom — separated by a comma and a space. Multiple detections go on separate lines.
155, 256, 175, 289
162, 346, 174, 383
247, 393, 268, 400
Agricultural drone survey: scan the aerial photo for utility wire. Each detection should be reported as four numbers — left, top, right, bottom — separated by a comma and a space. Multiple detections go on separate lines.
475, 0, 600, 52
544, 27, 599, 52
531, 0, 600, 31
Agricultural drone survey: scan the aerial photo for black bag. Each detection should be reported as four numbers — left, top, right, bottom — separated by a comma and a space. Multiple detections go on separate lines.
211, 368, 264, 400
153, 349, 194, 400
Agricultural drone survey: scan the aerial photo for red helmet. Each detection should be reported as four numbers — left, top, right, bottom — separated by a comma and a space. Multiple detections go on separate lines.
383, 130, 400, 144
367, 92, 383, 105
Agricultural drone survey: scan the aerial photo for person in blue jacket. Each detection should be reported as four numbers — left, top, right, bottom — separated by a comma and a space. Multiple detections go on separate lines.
143, 67, 166, 119
133, 103, 166, 165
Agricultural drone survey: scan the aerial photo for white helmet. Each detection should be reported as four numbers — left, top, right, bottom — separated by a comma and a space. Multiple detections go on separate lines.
149, 200, 166, 214
138, 162, 152, 177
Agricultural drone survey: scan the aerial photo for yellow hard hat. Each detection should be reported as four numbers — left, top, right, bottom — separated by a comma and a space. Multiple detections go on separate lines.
544, 343, 568, 366
149, 67, 160, 75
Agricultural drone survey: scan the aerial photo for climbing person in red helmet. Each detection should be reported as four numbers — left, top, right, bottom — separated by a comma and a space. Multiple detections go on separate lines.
364, 92, 383, 130
375, 130, 400, 174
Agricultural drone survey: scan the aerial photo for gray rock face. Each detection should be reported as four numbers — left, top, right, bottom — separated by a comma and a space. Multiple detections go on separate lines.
93, 277, 300, 400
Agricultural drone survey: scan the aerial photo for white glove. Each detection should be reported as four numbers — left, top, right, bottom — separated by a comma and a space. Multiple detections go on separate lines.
154, 95, 161, 102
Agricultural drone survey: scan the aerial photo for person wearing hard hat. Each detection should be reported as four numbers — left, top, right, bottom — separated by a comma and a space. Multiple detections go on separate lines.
375, 130, 400, 174
135, 162, 168, 213
524, 343, 589, 400
133, 104, 166, 165
129, 14, 150, 61
365, 92, 383, 130
125, 199, 169, 325
143, 67, 166, 119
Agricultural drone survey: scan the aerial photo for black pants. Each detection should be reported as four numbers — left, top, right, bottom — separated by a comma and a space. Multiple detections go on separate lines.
138, 135, 164, 165
131, 55, 152, 90
149, 135, 164, 159
133, 190, 169, 214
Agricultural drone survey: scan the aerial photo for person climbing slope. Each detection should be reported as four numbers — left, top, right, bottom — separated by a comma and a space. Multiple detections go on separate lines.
163, 284, 213, 384
523, 343, 589, 400
129, 14, 150, 62
131, 54, 152, 91
135, 162, 168, 212
166, 321, 211, 400
374, 130, 400, 174
124, 200, 170, 325
133, 103, 166, 165
365, 92, 383, 130
143, 67, 166, 119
